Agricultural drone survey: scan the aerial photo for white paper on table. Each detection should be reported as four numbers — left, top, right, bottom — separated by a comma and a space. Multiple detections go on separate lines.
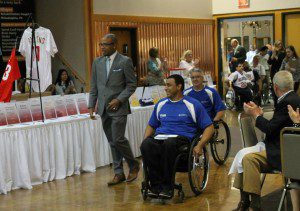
74, 93, 89, 114
3, 102, 20, 125
0, 103, 8, 126
29, 98, 44, 121
42, 96, 57, 119
16, 101, 33, 123
53, 95, 68, 117
64, 95, 79, 116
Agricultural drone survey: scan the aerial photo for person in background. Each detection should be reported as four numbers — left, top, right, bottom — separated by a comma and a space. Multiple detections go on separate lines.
229, 39, 246, 73
179, 50, 200, 72
184, 68, 226, 121
268, 40, 286, 105
246, 45, 257, 66
251, 55, 266, 105
244, 61, 261, 106
89, 33, 139, 186
140, 74, 213, 198
257, 46, 271, 103
145, 47, 167, 86
280, 45, 300, 95
287, 104, 300, 211
227, 61, 253, 110
55, 69, 77, 95
232, 70, 300, 211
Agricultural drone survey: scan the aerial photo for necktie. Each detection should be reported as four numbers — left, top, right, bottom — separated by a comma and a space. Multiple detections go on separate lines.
106, 57, 111, 78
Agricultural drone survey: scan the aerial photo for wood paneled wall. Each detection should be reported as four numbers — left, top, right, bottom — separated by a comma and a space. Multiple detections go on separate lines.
93, 15, 214, 79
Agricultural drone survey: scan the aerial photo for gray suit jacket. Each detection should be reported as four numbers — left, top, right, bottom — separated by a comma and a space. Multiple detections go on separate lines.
88, 52, 137, 116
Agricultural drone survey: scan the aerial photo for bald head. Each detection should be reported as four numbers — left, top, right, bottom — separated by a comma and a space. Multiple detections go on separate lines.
231, 39, 239, 48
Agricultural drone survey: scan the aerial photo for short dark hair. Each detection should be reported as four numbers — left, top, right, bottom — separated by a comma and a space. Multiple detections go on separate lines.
167, 74, 185, 91
259, 46, 268, 52
149, 47, 159, 58
104, 33, 117, 44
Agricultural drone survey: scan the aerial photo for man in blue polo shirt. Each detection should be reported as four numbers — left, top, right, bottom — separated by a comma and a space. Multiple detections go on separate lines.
184, 68, 226, 121
140, 74, 214, 198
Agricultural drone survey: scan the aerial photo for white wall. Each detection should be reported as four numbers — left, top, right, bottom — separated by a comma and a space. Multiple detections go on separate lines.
93, 0, 212, 19
35, 0, 86, 89
213, 0, 300, 15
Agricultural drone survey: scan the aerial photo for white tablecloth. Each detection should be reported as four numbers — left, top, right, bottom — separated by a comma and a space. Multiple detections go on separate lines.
0, 106, 154, 194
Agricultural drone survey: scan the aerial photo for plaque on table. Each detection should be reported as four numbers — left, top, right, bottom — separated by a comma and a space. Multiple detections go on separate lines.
42, 96, 57, 119
29, 98, 44, 121
16, 101, 33, 123
53, 96, 68, 117
64, 95, 78, 116
3, 102, 20, 125
0, 104, 7, 126
75, 93, 89, 114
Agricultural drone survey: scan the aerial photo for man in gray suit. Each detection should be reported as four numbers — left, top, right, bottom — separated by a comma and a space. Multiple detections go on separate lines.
89, 34, 139, 185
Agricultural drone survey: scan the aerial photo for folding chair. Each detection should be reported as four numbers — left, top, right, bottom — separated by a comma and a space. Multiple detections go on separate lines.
238, 112, 280, 189
278, 127, 300, 211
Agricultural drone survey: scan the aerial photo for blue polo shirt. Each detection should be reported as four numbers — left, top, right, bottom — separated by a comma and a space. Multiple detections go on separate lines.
148, 96, 212, 141
183, 86, 226, 120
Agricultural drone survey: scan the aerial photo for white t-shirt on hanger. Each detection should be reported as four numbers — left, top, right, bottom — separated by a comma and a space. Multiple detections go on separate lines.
19, 26, 58, 92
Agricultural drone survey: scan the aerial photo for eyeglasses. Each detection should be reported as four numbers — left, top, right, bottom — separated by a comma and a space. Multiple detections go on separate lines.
99, 42, 114, 47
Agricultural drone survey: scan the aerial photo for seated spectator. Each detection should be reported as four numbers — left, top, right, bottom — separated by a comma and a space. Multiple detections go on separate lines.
179, 50, 200, 72
280, 45, 300, 94
144, 47, 167, 86
287, 104, 300, 211
231, 71, 300, 211
183, 68, 226, 121
55, 69, 76, 95
227, 62, 253, 110
140, 74, 214, 198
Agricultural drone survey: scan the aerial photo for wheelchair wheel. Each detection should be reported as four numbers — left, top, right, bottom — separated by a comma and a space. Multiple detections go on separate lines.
225, 90, 235, 109
210, 120, 231, 165
188, 140, 209, 196
262, 82, 270, 105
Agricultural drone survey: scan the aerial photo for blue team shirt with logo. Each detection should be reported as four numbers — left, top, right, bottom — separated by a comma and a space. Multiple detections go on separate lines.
148, 96, 212, 141
183, 86, 226, 120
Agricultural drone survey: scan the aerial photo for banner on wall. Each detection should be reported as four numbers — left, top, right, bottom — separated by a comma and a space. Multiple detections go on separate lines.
238, 0, 250, 9
0, 0, 34, 58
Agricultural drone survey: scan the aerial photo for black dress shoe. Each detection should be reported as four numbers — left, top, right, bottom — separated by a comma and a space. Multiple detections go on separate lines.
232, 201, 250, 211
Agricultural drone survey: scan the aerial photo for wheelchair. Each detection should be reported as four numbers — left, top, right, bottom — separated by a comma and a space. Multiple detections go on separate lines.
261, 80, 273, 105
225, 86, 253, 111
209, 120, 231, 165
141, 135, 209, 202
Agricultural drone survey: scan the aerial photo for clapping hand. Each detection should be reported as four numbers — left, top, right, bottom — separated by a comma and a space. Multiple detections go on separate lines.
243, 101, 263, 117
287, 105, 300, 123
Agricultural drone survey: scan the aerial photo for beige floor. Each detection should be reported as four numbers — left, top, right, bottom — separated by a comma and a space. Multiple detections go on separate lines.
0, 109, 284, 211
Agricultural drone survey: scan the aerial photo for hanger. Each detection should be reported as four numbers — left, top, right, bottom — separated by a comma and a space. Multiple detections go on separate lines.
30, 22, 40, 30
